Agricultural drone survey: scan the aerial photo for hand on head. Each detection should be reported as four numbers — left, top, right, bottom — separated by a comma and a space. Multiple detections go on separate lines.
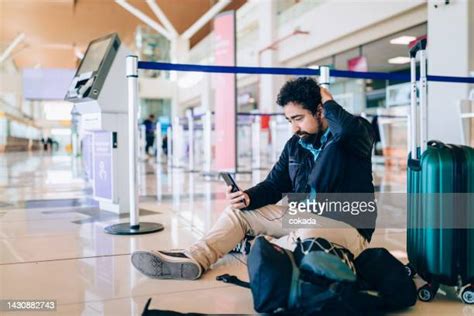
320, 86, 333, 104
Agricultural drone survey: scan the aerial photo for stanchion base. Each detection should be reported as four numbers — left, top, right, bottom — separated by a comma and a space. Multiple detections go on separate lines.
104, 222, 164, 235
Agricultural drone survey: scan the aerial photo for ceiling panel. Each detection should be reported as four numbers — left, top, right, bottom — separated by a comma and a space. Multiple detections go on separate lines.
0, 0, 245, 69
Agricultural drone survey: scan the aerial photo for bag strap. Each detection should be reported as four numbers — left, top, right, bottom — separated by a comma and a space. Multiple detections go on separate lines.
285, 249, 301, 310
217, 251, 302, 311
216, 274, 250, 288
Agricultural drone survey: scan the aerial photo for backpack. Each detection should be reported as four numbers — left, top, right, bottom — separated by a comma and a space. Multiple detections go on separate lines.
244, 236, 383, 315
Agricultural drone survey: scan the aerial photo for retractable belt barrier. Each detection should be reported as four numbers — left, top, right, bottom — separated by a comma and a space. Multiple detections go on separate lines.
144, 61, 471, 174
138, 62, 474, 84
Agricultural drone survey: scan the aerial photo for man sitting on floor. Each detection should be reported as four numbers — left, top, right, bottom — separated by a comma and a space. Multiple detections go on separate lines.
131, 77, 376, 280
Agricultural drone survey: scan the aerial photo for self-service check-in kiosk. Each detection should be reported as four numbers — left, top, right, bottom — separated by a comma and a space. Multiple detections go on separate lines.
66, 34, 163, 235
66, 33, 130, 214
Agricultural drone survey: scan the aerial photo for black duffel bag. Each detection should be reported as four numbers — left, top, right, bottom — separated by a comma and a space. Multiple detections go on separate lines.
354, 248, 417, 310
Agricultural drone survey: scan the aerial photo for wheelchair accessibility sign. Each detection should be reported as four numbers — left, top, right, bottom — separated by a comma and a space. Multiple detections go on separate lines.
93, 131, 113, 201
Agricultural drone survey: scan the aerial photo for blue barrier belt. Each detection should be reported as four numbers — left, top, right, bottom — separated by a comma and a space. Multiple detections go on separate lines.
138, 61, 318, 76
297, 128, 331, 200
137, 62, 474, 84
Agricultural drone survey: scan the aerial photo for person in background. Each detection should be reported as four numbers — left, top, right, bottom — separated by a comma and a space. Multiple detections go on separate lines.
143, 114, 156, 156
47, 137, 53, 152
41, 138, 47, 151
162, 134, 168, 157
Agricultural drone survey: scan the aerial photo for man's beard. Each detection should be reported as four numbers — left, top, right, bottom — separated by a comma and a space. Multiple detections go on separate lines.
296, 116, 324, 144
297, 130, 323, 144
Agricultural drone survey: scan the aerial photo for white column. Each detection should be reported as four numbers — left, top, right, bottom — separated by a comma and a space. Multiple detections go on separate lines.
203, 110, 212, 174
170, 37, 190, 81
170, 37, 190, 168
252, 116, 261, 170
201, 75, 213, 174
167, 126, 172, 168
427, 0, 474, 144
140, 125, 146, 159
172, 116, 183, 168
155, 122, 162, 161
258, 0, 283, 114
126, 55, 139, 227
270, 118, 278, 164
156, 161, 162, 202
171, 37, 190, 64
186, 109, 195, 172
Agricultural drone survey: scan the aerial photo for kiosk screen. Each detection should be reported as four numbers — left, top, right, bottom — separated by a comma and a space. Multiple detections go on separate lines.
78, 37, 112, 75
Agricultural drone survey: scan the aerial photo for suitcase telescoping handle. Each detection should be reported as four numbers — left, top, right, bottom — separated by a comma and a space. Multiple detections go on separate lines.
409, 37, 428, 163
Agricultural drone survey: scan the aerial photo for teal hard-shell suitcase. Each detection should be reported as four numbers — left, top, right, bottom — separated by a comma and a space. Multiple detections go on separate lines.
406, 39, 474, 304
407, 143, 474, 304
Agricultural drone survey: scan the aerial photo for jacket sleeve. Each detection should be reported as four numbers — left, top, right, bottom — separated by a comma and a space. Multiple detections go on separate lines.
243, 138, 294, 210
323, 100, 374, 158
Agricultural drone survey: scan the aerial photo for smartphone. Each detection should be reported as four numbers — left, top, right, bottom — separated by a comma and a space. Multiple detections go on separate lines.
220, 172, 241, 193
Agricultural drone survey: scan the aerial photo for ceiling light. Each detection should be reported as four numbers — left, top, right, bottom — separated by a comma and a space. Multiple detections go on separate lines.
390, 36, 416, 45
388, 57, 411, 64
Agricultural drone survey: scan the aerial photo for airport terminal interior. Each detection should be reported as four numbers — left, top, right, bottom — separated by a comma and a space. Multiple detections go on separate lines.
1, 0, 474, 315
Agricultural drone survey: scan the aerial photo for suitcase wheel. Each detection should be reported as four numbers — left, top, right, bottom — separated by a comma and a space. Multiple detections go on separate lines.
405, 263, 416, 278
461, 285, 474, 304
418, 283, 438, 302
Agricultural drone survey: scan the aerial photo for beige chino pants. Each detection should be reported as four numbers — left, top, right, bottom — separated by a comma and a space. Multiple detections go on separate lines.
185, 204, 368, 270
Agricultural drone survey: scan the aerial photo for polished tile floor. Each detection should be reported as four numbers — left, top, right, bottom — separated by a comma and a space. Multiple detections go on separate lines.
0, 152, 472, 315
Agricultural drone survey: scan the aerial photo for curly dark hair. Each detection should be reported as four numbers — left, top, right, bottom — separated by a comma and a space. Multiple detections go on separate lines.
276, 77, 322, 114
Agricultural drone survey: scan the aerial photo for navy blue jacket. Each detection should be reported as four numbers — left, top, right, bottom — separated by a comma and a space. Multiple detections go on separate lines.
244, 100, 376, 241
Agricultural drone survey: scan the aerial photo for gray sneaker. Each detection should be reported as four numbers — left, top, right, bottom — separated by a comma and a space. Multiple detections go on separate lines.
131, 250, 203, 280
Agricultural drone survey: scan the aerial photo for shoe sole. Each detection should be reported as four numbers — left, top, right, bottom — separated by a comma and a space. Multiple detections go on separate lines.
131, 251, 201, 280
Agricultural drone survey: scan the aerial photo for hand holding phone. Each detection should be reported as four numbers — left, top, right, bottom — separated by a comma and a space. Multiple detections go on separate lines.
220, 172, 250, 209
220, 172, 240, 192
